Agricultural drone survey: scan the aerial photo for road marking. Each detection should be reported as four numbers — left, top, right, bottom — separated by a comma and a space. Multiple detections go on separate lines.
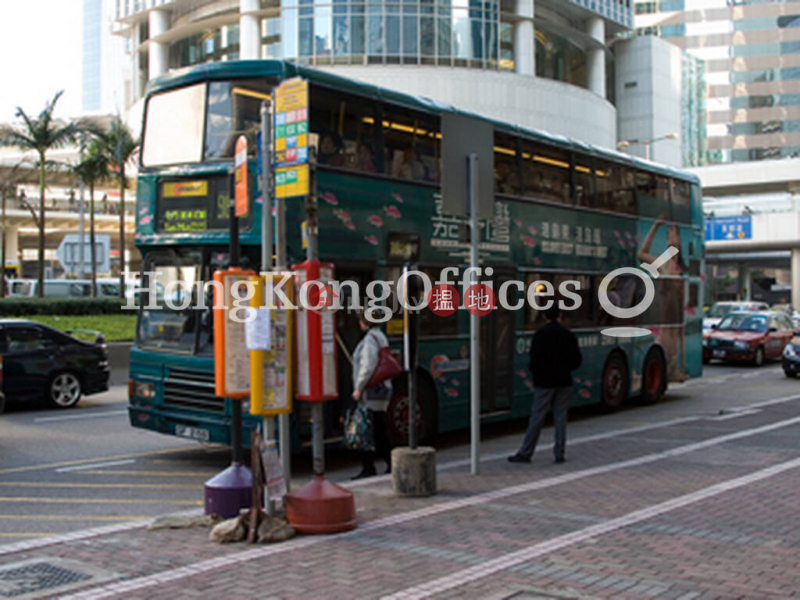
0, 446, 204, 476
34, 410, 128, 423
0, 532, 58, 538
76, 470, 217, 477
0, 509, 204, 557
58, 414, 800, 600
380, 455, 800, 600
710, 409, 761, 421
56, 460, 136, 473
0, 482, 198, 490
4, 393, 800, 559
0, 497, 202, 505
0, 515, 148, 521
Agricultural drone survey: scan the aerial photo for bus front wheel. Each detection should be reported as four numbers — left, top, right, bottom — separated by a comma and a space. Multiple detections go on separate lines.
601, 353, 628, 411
386, 374, 437, 447
639, 348, 666, 405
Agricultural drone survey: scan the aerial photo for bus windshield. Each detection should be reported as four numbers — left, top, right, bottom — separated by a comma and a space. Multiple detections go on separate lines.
141, 79, 276, 167
137, 248, 217, 354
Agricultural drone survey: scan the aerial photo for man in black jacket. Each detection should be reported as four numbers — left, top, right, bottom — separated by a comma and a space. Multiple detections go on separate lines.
509, 304, 582, 464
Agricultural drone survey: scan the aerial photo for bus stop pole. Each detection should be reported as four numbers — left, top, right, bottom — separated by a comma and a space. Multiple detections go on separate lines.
468, 153, 480, 476
306, 157, 324, 477
229, 166, 243, 466
273, 152, 291, 490
260, 101, 275, 517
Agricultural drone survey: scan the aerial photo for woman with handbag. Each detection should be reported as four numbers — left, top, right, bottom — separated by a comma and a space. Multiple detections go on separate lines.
349, 311, 398, 479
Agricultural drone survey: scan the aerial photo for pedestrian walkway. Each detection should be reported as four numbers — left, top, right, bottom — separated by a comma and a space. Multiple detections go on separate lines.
1, 395, 799, 600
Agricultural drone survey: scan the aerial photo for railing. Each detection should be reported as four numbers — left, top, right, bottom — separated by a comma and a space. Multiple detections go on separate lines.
5, 197, 135, 217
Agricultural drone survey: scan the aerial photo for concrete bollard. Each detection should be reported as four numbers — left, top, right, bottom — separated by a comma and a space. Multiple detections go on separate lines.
391, 446, 436, 497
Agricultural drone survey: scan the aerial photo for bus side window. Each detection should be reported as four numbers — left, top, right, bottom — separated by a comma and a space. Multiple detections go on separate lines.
594, 164, 635, 215
521, 141, 571, 204
672, 179, 692, 224
309, 86, 380, 174
637, 171, 670, 220
574, 159, 594, 208
382, 106, 440, 182
494, 133, 520, 196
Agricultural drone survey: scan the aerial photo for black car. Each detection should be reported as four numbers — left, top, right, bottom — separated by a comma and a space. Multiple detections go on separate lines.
0, 320, 109, 412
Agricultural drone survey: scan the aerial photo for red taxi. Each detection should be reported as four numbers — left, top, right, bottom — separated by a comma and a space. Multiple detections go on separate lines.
703, 311, 794, 366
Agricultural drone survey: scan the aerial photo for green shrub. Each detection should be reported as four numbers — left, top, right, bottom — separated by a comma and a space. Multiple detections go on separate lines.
0, 297, 128, 316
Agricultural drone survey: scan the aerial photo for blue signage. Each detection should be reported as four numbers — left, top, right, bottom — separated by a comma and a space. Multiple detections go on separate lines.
704, 215, 752, 242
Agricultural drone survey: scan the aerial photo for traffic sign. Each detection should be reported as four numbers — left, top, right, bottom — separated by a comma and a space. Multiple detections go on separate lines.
704, 215, 752, 242
56, 234, 111, 274
273, 78, 309, 170
274, 164, 309, 199
234, 136, 249, 217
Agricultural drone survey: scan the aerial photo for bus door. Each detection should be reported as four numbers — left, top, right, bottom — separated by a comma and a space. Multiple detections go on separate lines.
479, 269, 515, 414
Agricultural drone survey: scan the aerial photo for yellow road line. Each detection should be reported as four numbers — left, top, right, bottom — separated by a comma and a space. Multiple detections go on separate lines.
0, 497, 202, 505
0, 481, 199, 490
0, 532, 58, 537
0, 445, 217, 476
76, 470, 216, 477
0, 515, 148, 521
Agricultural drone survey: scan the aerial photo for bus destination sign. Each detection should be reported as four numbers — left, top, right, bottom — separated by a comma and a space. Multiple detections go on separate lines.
273, 77, 309, 199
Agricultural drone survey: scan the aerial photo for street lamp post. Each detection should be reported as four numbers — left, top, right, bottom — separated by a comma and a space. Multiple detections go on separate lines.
617, 133, 678, 161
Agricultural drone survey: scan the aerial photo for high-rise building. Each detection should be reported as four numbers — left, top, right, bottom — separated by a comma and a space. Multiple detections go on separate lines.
111, 0, 639, 151
636, 0, 800, 164
83, 0, 127, 114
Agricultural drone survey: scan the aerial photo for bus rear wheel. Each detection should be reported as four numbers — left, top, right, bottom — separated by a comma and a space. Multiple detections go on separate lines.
386, 374, 437, 447
601, 353, 628, 411
640, 348, 666, 405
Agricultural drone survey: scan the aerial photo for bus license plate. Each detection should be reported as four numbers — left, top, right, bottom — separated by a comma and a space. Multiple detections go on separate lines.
713, 350, 726, 358
175, 424, 210, 442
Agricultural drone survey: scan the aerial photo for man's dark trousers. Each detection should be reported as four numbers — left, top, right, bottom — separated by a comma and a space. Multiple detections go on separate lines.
518, 386, 571, 460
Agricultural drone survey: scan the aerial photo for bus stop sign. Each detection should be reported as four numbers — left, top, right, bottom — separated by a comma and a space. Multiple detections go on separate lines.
441, 114, 494, 220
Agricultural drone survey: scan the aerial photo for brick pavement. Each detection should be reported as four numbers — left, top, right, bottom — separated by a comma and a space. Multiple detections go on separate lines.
1, 400, 799, 599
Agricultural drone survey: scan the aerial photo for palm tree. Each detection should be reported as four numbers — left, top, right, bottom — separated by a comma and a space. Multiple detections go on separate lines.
0, 92, 81, 297
94, 116, 138, 299
72, 143, 109, 297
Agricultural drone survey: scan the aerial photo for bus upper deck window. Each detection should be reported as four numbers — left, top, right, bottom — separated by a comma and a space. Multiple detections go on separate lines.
521, 141, 571, 205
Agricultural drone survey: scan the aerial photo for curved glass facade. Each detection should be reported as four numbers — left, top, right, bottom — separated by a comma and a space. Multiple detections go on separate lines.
280, 0, 500, 68
166, 5, 592, 85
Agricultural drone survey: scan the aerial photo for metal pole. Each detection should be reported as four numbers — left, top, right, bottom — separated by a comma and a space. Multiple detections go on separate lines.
77, 134, 86, 279
1, 188, 6, 295
307, 159, 324, 477
468, 153, 480, 476
404, 263, 418, 450
228, 165, 243, 465
272, 106, 292, 490
259, 100, 275, 516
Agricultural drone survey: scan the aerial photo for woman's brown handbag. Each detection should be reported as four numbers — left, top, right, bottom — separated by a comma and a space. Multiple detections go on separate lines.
366, 334, 404, 388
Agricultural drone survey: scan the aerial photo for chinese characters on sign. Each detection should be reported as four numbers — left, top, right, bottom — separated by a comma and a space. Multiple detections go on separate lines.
431, 195, 511, 260
541, 222, 608, 258
163, 209, 207, 232
704, 215, 752, 242
273, 77, 310, 199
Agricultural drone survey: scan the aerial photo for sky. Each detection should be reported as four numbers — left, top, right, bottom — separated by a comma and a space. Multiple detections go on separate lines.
0, 0, 83, 124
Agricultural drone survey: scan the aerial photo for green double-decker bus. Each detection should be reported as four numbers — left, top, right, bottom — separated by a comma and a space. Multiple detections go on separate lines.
129, 60, 704, 449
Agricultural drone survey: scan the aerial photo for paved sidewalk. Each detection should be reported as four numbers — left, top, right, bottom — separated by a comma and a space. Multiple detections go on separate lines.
1, 398, 799, 600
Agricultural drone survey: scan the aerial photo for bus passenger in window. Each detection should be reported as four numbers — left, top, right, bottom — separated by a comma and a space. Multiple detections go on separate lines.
496, 162, 519, 194
355, 142, 376, 173
318, 133, 345, 167
397, 146, 428, 181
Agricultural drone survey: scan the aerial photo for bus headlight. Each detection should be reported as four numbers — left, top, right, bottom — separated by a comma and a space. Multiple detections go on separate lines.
134, 381, 156, 399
